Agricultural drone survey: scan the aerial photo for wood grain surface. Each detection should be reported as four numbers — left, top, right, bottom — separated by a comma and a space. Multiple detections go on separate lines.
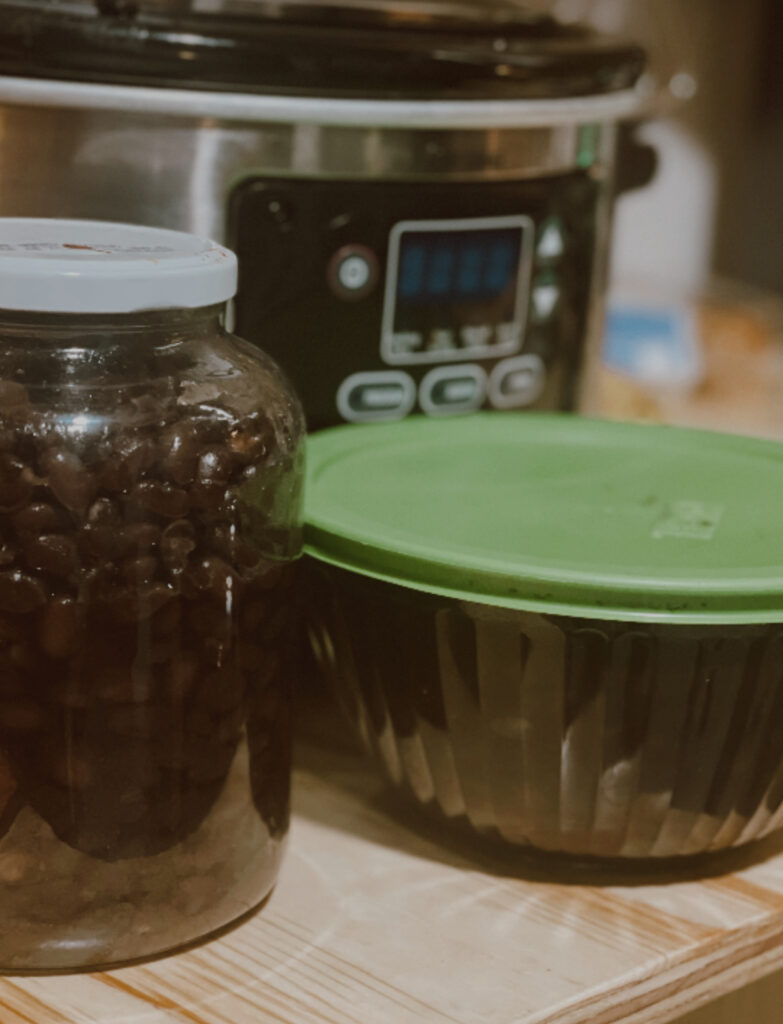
4, 720, 783, 1024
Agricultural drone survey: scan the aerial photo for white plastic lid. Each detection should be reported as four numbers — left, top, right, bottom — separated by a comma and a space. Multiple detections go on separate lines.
0, 219, 238, 314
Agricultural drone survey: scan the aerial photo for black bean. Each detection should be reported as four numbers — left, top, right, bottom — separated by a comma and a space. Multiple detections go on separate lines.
12, 501, 69, 535
78, 498, 125, 560
183, 556, 238, 602
41, 448, 97, 515
207, 524, 261, 572
0, 455, 33, 512
0, 571, 46, 613
188, 480, 232, 514
78, 522, 121, 562
23, 534, 79, 579
228, 416, 271, 464
100, 436, 157, 494
160, 519, 196, 574
131, 481, 190, 520
120, 555, 158, 585
86, 497, 120, 527
82, 563, 120, 604
197, 445, 235, 486
159, 419, 202, 486
123, 522, 161, 552
116, 393, 169, 429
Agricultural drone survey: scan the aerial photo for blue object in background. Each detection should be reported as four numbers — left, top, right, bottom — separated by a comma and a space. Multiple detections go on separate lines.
604, 302, 704, 388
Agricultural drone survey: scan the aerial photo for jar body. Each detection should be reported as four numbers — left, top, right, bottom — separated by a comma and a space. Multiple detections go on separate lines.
0, 307, 304, 970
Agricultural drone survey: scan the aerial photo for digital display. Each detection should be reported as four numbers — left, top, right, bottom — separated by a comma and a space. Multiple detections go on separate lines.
396, 228, 523, 306
381, 216, 533, 366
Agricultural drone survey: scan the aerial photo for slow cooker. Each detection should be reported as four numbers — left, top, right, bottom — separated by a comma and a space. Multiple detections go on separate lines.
0, 0, 644, 429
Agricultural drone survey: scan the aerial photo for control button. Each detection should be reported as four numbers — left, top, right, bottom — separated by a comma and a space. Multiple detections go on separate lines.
537, 217, 566, 262
337, 371, 416, 423
420, 364, 487, 416
339, 256, 371, 291
328, 245, 379, 301
531, 275, 561, 323
489, 355, 546, 409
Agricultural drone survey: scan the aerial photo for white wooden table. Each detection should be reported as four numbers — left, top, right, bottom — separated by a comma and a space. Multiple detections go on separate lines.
4, 718, 783, 1024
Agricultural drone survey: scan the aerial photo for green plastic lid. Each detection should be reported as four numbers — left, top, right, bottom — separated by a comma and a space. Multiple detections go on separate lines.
304, 414, 783, 624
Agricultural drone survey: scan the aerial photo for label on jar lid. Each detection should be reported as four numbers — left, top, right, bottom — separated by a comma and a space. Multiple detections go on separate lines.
0, 219, 237, 314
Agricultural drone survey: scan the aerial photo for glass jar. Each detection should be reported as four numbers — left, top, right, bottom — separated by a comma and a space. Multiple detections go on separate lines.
0, 220, 305, 970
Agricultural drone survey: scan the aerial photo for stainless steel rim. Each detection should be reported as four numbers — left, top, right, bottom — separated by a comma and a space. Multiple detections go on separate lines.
0, 75, 643, 129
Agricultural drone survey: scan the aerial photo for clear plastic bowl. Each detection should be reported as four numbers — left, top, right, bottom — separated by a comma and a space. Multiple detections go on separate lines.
308, 563, 783, 860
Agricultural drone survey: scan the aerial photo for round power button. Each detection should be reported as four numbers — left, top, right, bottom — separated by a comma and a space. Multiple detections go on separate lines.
328, 245, 379, 301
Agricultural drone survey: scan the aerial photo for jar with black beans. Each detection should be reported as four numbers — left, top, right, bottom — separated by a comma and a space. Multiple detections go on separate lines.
0, 220, 304, 970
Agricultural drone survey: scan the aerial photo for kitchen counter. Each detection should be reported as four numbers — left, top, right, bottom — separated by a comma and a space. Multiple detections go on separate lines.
4, 713, 783, 1024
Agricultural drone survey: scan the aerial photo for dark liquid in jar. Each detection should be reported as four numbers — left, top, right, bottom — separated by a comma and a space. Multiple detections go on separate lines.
0, 357, 298, 969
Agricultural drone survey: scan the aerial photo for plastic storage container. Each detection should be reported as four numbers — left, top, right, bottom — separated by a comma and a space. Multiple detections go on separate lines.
305, 414, 783, 861
0, 220, 304, 970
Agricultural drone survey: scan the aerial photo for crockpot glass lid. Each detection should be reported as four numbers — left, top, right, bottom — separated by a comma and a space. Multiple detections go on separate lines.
0, 0, 645, 101
176, 0, 555, 31
305, 414, 783, 625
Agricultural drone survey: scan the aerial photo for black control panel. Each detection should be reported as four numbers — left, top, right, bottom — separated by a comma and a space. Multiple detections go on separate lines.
229, 175, 602, 431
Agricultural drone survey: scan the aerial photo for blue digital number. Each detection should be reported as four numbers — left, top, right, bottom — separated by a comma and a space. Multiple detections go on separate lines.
456, 245, 483, 298
398, 244, 426, 299
483, 239, 516, 294
427, 245, 456, 298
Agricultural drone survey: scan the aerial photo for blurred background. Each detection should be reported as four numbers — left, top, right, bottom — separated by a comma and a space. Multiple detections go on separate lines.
524, 0, 779, 299
525, 0, 783, 438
